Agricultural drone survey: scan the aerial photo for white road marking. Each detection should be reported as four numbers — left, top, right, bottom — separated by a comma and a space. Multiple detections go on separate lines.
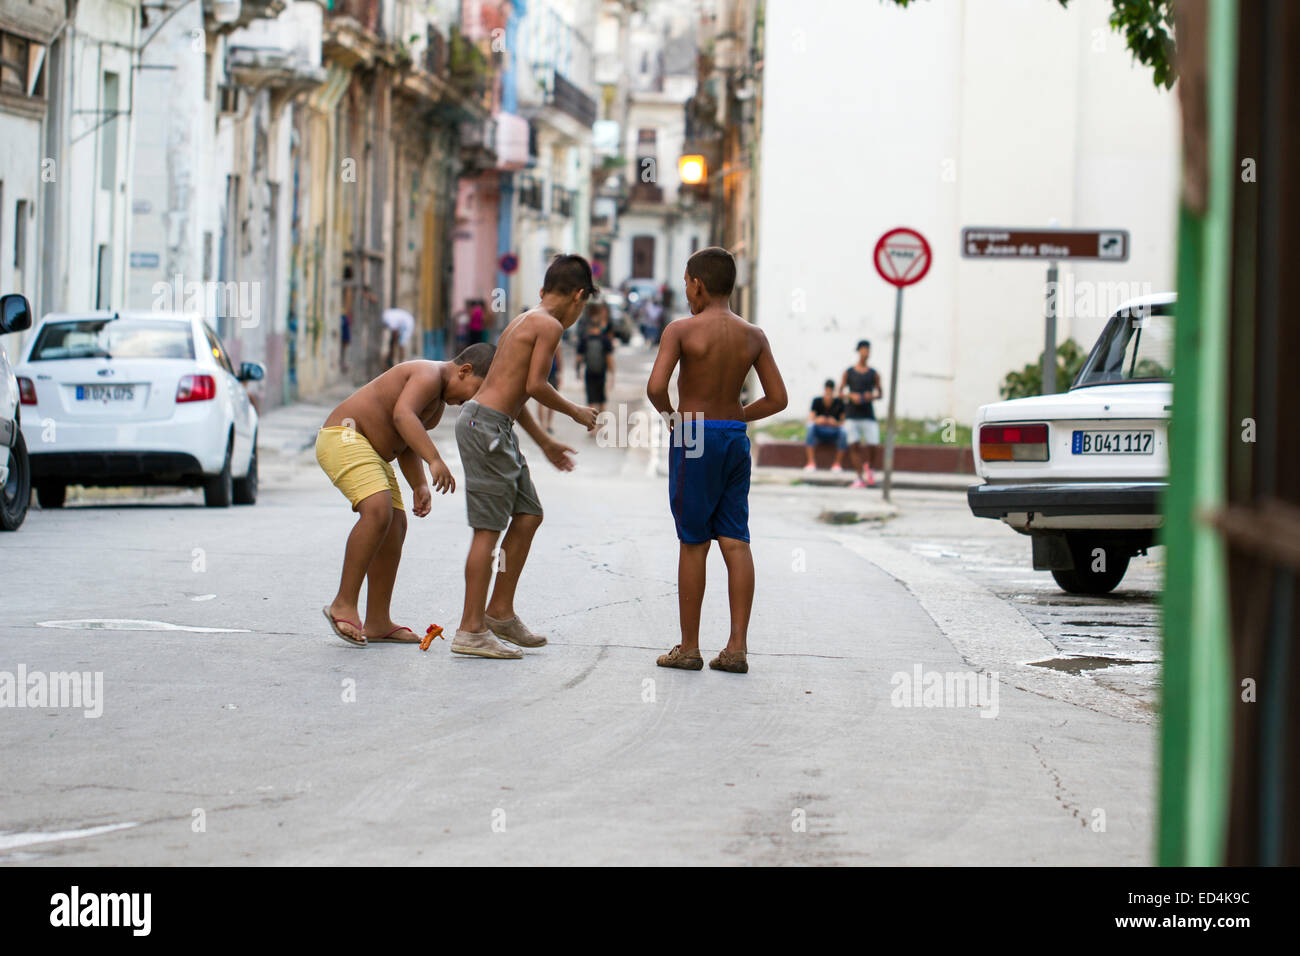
38, 619, 250, 633
0, 821, 138, 851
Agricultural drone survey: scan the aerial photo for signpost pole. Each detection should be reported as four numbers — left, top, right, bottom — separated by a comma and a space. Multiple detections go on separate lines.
882, 285, 904, 503
1043, 260, 1059, 394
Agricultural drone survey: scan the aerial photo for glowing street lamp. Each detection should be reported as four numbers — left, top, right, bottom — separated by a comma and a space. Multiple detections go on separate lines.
678, 154, 707, 185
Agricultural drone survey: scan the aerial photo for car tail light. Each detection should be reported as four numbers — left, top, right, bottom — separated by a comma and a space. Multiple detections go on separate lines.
16, 376, 37, 405
980, 423, 1049, 461
176, 374, 217, 403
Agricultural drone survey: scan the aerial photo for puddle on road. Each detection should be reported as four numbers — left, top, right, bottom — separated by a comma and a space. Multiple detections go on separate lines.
817, 509, 892, 525
1028, 655, 1150, 674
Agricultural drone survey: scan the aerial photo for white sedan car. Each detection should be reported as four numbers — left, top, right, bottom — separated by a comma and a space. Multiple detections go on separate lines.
15, 312, 262, 508
967, 293, 1174, 594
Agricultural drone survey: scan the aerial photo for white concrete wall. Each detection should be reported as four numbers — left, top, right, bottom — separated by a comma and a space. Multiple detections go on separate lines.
756, 0, 1179, 424
0, 113, 42, 300
128, 2, 208, 310
44, 1, 140, 317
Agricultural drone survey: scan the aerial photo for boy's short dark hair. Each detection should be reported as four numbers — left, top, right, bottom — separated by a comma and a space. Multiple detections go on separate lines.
824, 379, 836, 389
686, 246, 736, 297
856, 339, 871, 350
543, 254, 595, 296
453, 342, 496, 378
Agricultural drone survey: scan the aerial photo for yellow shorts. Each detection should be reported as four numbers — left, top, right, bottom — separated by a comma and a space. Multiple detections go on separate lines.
315, 426, 405, 512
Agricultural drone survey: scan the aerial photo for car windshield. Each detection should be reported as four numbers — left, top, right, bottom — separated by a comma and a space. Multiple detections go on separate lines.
1072, 306, 1174, 388
29, 319, 196, 361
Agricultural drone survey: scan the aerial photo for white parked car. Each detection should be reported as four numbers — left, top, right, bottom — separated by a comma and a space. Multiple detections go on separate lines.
15, 312, 263, 508
1, 294, 35, 530
967, 293, 1174, 594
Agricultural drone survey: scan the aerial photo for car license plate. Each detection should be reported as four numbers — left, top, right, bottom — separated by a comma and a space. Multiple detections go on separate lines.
1071, 429, 1154, 454
76, 384, 135, 402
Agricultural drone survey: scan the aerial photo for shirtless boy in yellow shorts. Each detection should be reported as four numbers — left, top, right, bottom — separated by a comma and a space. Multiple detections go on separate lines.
316, 344, 495, 646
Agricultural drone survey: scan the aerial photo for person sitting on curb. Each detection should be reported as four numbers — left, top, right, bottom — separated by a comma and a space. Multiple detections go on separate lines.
804, 379, 848, 471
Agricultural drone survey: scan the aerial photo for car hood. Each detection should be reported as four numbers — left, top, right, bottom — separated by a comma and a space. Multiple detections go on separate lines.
977, 382, 1172, 423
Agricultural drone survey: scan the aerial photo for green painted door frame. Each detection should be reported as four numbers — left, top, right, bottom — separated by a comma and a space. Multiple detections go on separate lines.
1159, 0, 1237, 866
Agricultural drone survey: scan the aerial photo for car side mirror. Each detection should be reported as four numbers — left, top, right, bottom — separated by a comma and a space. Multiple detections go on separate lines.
237, 361, 265, 382
0, 294, 32, 334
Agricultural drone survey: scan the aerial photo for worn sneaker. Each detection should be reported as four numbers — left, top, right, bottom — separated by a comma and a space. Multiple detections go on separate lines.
865, 469, 877, 487
656, 644, 703, 670
802, 463, 816, 472
830, 463, 843, 472
451, 629, 523, 659
708, 649, 749, 674
850, 478, 866, 489
484, 613, 547, 648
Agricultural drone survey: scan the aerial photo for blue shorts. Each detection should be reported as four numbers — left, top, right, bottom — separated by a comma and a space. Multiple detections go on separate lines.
669, 420, 751, 543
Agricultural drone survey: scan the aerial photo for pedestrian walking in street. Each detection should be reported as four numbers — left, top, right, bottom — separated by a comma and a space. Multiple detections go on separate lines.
340, 266, 355, 373
452, 255, 598, 660
468, 299, 487, 344
316, 345, 495, 646
805, 378, 849, 471
840, 340, 883, 487
382, 307, 416, 367
648, 246, 788, 674
576, 302, 615, 418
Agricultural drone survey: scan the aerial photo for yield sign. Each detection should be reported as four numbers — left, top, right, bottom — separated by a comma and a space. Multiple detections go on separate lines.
873, 227, 932, 288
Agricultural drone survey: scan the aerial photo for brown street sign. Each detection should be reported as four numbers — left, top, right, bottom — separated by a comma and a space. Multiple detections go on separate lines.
961, 227, 1129, 262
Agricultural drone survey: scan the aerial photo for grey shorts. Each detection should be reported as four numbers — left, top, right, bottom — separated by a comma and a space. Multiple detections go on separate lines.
455, 400, 543, 531
845, 418, 881, 445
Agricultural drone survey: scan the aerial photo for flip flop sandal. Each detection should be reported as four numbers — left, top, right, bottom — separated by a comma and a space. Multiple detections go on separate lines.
322, 606, 366, 647
367, 625, 421, 644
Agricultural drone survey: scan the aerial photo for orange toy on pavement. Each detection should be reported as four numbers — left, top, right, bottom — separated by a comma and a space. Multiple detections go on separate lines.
420, 624, 445, 651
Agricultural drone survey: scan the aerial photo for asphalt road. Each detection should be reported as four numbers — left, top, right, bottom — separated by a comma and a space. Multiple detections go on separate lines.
0, 346, 1157, 865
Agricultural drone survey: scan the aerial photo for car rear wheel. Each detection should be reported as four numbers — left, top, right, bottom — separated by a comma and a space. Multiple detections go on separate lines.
1051, 536, 1131, 595
1, 431, 31, 531
204, 435, 234, 508
35, 481, 66, 509
233, 438, 258, 505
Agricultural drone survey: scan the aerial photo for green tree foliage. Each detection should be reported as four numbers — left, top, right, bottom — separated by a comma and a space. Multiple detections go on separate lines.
999, 339, 1089, 399
889, 0, 1176, 89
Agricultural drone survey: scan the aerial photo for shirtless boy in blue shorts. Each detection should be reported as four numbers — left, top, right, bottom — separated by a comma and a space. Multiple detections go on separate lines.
646, 247, 788, 674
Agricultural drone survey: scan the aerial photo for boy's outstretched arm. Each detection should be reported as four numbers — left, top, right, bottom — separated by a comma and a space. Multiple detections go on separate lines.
517, 405, 577, 472
392, 366, 455, 494
526, 318, 597, 429
741, 330, 788, 423
646, 321, 680, 420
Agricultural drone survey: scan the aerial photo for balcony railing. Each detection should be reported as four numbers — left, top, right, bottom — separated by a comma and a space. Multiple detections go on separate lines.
518, 174, 543, 211
548, 71, 596, 128
552, 185, 574, 218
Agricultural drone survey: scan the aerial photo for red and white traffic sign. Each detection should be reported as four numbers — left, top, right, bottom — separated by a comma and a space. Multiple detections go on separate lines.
873, 227, 932, 288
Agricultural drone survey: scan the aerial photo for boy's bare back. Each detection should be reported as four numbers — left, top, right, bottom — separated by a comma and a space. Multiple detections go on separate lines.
324, 361, 445, 459
670, 305, 768, 420
474, 308, 559, 419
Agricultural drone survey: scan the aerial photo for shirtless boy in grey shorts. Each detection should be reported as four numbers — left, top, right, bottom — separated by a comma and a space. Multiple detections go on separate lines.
452, 254, 599, 659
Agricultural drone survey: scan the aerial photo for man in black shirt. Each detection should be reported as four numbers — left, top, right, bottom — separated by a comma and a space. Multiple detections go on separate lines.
804, 379, 848, 471
840, 339, 883, 487
576, 303, 615, 415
